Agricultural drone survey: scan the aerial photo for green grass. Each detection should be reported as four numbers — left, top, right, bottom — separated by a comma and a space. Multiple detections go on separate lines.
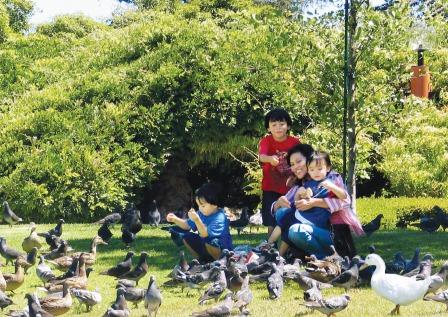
1, 222, 448, 317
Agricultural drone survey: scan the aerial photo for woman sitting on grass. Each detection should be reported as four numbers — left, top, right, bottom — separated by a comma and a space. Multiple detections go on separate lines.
166, 182, 233, 263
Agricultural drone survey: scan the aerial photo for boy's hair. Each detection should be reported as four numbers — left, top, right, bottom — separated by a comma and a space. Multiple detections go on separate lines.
264, 108, 292, 129
286, 143, 314, 166
307, 151, 332, 168
194, 182, 222, 206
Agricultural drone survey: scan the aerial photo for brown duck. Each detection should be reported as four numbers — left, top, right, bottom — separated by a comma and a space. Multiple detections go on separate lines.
46, 254, 88, 293
3, 260, 25, 292
22, 223, 43, 252
305, 255, 341, 282
71, 236, 107, 267
40, 282, 72, 316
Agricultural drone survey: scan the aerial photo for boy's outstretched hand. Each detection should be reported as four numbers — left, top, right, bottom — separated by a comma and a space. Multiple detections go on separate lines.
166, 213, 177, 223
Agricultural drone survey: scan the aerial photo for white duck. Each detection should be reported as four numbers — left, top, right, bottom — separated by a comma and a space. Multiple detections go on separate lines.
362, 253, 431, 315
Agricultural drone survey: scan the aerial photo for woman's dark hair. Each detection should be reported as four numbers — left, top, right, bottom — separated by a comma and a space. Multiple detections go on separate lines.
307, 151, 332, 168
264, 108, 293, 129
194, 182, 222, 206
286, 143, 314, 166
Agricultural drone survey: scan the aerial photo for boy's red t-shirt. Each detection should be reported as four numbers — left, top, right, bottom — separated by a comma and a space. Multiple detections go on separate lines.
259, 134, 301, 194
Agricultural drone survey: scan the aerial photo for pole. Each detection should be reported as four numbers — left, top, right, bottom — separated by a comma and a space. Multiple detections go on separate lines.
342, 0, 349, 182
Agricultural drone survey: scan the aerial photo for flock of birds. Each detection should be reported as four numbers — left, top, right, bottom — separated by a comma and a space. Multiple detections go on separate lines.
0, 201, 163, 317
2, 199, 448, 316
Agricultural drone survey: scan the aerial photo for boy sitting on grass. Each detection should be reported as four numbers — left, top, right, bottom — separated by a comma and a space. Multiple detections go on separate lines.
166, 182, 233, 263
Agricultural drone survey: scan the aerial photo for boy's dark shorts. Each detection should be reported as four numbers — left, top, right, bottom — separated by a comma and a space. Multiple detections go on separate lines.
261, 191, 282, 227
183, 232, 226, 263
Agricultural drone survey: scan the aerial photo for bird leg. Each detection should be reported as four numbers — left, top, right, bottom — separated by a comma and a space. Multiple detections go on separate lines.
390, 304, 400, 315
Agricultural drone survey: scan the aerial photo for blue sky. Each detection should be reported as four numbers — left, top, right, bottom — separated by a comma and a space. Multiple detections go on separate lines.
30, 0, 135, 25
30, 0, 386, 26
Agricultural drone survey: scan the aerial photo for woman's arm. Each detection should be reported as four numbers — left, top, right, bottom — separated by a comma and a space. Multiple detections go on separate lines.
295, 197, 329, 211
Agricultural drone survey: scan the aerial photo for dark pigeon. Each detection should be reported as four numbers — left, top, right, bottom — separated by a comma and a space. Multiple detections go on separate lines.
121, 228, 136, 247
118, 252, 148, 285
409, 216, 440, 233
386, 252, 406, 274
38, 219, 64, 240
2, 201, 23, 227
403, 248, 421, 274
198, 269, 227, 305
147, 200, 161, 227
362, 214, 383, 237
230, 207, 250, 235
330, 257, 360, 291
95, 213, 121, 225
434, 206, 448, 231
101, 252, 135, 277
98, 222, 113, 243
0, 237, 25, 265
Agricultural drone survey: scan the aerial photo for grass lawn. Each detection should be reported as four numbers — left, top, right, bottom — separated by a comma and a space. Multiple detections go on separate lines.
1, 223, 447, 317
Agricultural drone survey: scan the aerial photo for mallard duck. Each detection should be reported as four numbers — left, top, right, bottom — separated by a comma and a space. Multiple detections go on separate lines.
70, 236, 107, 267
47, 256, 73, 273
362, 253, 432, 315
3, 260, 25, 292
46, 254, 88, 293
22, 223, 43, 252
40, 282, 72, 316
305, 256, 341, 282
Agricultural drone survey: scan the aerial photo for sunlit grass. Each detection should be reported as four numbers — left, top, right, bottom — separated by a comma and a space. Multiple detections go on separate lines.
0, 223, 447, 316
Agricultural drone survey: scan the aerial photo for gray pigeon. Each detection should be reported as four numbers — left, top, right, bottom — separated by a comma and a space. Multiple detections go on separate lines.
191, 293, 233, 317
290, 271, 333, 291
25, 293, 53, 317
330, 257, 359, 291
424, 290, 448, 311
2, 202, 23, 227
101, 252, 135, 277
267, 263, 283, 300
0, 289, 13, 311
144, 275, 162, 317
404, 253, 433, 277
304, 294, 351, 316
0, 237, 25, 265
234, 273, 252, 313
118, 285, 145, 308
70, 288, 102, 311
427, 261, 448, 294
198, 269, 227, 305
147, 200, 161, 227
36, 256, 56, 285
303, 282, 323, 302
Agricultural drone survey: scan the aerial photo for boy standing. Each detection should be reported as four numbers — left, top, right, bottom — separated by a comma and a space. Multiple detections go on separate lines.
258, 108, 300, 237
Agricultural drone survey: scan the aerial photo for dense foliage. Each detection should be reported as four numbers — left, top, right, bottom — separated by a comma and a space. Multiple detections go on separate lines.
0, 0, 447, 221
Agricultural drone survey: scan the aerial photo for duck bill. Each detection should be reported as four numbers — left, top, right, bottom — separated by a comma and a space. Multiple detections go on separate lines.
359, 263, 369, 271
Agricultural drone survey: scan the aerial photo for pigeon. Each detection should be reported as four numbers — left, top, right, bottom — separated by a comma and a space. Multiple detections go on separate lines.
121, 228, 136, 247
234, 272, 252, 313
25, 293, 53, 317
198, 268, 227, 305
177, 266, 221, 293
94, 213, 121, 225
144, 275, 162, 317
434, 206, 448, 231
403, 248, 420, 274
2, 202, 23, 227
304, 282, 323, 302
36, 256, 56, 285
304, 294, 351, 316
168, 250, 189, 278
97, 222, 113, 243
70, 288, 102, 311
191, 293, 233, 317
161, 225, 189, 248
38, 219, 64, 241
386, 252, 406, 274
16, 247, 38, 274
101, 252, 134, 277
230, 207, 249, 235
290, 271, 333, 291
362, 214, 383, 237
424, 290, 448, 311
147, 200, 161, 227
330, 257, 360, 291
0, 289, 13, 311
117, 285, 145, 308
104, 288, 129, 317
122, 208, 142, 234
118, 252, 148, 285
409, 216, 440, 233
267, 263, 283, 300
248, 209, 262, 233
116, 279, 136, 288
427, 261, 448, 294
403, 253, 433, 277
0, 237, 25, 265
